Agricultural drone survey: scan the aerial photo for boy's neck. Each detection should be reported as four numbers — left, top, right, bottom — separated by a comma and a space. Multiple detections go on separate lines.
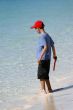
40, 29, 46, 34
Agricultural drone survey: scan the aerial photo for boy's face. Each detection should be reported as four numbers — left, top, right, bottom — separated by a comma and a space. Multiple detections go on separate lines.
35, 28, 41, 34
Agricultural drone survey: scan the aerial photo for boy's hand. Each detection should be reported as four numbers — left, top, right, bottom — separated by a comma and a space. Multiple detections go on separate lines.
53, 56, 57, 60
37, 59, 41, 64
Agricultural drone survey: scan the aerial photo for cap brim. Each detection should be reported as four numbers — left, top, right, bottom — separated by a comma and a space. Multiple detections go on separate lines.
31, 25, 36, 29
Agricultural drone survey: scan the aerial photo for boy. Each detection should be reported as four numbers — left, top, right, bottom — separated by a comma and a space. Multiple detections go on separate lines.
31, 20, 57, 93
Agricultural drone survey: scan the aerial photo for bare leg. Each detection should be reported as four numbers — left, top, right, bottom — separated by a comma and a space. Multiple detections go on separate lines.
45, 79, 52, 93
40, 79, 46, 92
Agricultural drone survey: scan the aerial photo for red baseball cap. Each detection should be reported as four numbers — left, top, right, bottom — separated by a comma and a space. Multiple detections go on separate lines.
31, 20, 45, 29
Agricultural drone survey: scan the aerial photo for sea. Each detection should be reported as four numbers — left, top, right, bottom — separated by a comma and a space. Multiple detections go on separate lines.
0, 0, 73, 110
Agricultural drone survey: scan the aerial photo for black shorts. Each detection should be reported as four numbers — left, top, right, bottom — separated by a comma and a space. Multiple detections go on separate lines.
37, 60, 50, 79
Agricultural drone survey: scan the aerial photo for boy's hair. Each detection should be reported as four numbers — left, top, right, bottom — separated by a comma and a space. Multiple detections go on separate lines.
40, 24, 45, 29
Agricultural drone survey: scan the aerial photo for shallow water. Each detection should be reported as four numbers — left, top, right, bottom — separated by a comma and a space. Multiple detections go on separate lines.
0, 32, 73, 109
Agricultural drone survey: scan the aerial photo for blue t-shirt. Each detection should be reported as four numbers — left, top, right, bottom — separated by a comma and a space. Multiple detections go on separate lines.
36, 32, 54, 60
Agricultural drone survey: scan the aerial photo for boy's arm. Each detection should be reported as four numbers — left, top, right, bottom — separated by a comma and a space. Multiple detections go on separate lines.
38, 45, 48, 64
52, 45, 57, 71
52, 45, 57, 59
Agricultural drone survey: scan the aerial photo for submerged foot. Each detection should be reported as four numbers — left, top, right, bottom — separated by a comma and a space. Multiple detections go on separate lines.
41, 89, 47, 94
47, 89, 53, 93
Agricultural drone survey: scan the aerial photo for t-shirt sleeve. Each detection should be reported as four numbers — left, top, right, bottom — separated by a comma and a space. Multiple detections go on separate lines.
40, 37, 47, 46
50, 37, 54, 47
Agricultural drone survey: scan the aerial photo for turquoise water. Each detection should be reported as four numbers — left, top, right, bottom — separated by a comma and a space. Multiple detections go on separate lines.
0, 0, 73, 110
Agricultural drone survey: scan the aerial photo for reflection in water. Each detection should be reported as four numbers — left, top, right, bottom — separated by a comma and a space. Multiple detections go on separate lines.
10, 93, 57, 110
40, 93, 57, 110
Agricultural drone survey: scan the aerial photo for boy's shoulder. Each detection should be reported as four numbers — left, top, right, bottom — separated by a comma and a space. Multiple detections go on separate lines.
40, 32, 49, 38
